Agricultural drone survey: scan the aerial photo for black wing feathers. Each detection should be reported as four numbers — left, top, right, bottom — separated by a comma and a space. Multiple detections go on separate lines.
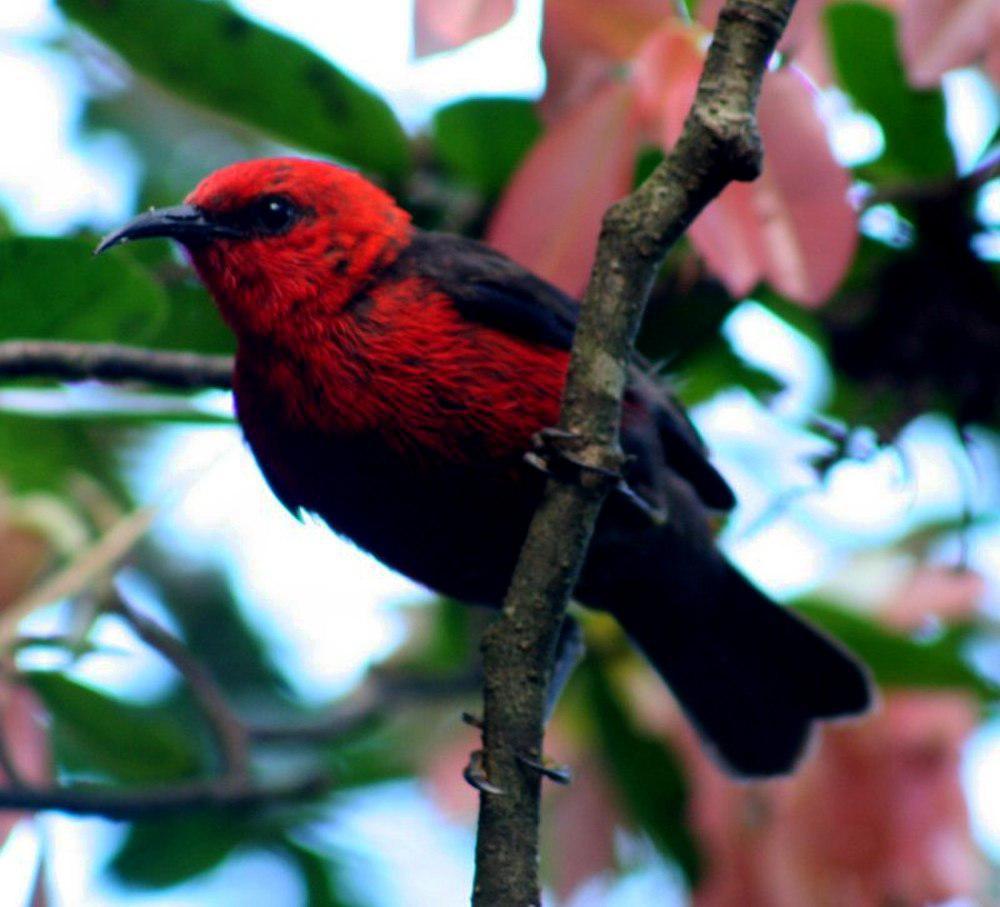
393, 230, 736, 512
393, 232, 576, 349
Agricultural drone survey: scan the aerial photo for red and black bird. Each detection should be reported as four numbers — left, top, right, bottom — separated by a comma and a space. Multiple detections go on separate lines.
98, 157, 871, 777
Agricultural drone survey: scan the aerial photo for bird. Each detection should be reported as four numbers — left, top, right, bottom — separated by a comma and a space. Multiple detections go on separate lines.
97, 156, 872, 777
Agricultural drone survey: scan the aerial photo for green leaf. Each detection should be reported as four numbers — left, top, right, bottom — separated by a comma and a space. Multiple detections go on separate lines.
324, 719, 417, 789
0, 413, 126, 495
151, 280, 236, 355
137, 546, 290, 702
825, 2, 954, 180
433, 98, 541, 196
110, 811, 248, 888
0, 237, 167, 343
281, 839, 363, 907
58, 0, 410, 181
579, 654, 701, 885
673, 338, 783, 407
793, 600, 998, 700
26, 672, 200, 783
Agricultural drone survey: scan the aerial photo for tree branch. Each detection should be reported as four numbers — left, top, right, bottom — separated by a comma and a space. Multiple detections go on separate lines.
0, 771, 330, 820
109, 588, 251, 782
0, 341, 232, 390
471, 2, 798, 903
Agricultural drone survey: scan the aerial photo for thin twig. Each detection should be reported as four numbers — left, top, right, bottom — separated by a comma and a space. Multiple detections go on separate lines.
109, 587, 251, 782
249, 670, 480, 744
0, 341, 232, 390
471, 0, 799, 903
0, 771, 330, 820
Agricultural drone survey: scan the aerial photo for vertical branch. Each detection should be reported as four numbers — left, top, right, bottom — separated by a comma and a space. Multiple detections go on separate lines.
472, 1, 798, 903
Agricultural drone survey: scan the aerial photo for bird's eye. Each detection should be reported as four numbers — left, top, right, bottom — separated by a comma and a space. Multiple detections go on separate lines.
252, 195, 297, 234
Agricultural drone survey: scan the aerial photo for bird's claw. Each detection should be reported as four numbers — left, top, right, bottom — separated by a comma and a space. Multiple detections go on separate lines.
516, 752, 572, 785
527, 428, 665, 527
526, 427, 621, 484
461, 711, 483, 729
464, 750, 503, 795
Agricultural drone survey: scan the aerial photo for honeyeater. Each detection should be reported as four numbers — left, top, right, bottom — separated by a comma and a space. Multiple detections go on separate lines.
97, 157, 871, 777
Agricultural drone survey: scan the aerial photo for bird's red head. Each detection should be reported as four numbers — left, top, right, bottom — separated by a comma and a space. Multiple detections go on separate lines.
97, 157, 412, 338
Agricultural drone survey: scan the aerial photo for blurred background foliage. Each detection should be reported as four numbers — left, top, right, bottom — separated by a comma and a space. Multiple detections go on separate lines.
0, 0, 998, 904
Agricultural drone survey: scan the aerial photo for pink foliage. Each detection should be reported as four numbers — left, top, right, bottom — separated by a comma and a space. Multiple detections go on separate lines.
0, 685, 50, 844
486, 81, 642, 295
502, 11, 857, 305
540, 0, 668, 118
675, 691, 983, 906
687, 68, 857, 304
626, 564, 988, 906
899, 0, 1000, 86
412, 0, 515, 57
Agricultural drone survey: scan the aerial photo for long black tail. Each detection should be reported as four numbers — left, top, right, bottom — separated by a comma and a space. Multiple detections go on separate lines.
612, 560, 873, 777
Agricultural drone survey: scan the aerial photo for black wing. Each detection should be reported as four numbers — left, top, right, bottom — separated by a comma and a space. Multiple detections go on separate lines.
392, 231, 576, 349
391, 230, 736, 512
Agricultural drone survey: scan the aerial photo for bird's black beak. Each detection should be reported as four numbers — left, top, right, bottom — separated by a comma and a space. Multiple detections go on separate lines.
94, 204, 242, 255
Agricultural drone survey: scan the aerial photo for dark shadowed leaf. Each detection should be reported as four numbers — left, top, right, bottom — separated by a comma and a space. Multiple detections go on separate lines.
579, 654, 701, 885
0, 414, 126, 495
433, 98, 541, 197
150, 280, 237, 356
0, 237, 167, 343
793, 600, 997, 700
137, 546, 290, 702
281, 838, 363, 907
27, 672, 200, 783
110, 811, 249, 888
825, 2, 954, 180
57, 0, 410, 181
672, 338, 783, 407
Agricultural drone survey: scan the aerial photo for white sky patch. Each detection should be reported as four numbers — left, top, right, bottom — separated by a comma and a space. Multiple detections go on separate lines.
722, 301, 832, 419
819, 87, 885, 168
131, 424, 418, 704
0, 47, 137, 233
962, 719, 1000, 862
232, 0, 545, 129
942, 68, 1000, 173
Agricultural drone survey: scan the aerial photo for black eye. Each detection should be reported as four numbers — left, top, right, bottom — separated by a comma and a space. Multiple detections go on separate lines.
252, 195, 296, 234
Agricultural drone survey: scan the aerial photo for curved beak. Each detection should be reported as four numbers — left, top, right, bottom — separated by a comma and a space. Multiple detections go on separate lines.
95, 204, 242, 255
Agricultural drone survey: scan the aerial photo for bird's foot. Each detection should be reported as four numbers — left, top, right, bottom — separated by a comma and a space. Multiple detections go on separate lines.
517, 752, 572, 785
463, 749, 503, 795
526, 427, 621, 486
527, 427, 666, 526
461, 711, 483, 729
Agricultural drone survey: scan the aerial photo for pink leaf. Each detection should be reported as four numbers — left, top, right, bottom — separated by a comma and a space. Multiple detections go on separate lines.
486, 81, 642, 295
900, 0, 1000, 87
540, 0, 668, 118
632, 20, 705, 145
0, 685, 49, 844
688, 68, 857, 305
413, 0, 515, 58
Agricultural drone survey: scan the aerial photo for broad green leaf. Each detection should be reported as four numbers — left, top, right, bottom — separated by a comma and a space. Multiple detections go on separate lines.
0, 414, 126, 495
58, 0, 410, 181
0, 237, 167, 343
151, 280, 236, 355
433, 98, 541, 197
110, 811, 248, 888
793, 600, 997, 700
579, 655, 701, 885
27, 672, 200, 783
825, 3, 954, 180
